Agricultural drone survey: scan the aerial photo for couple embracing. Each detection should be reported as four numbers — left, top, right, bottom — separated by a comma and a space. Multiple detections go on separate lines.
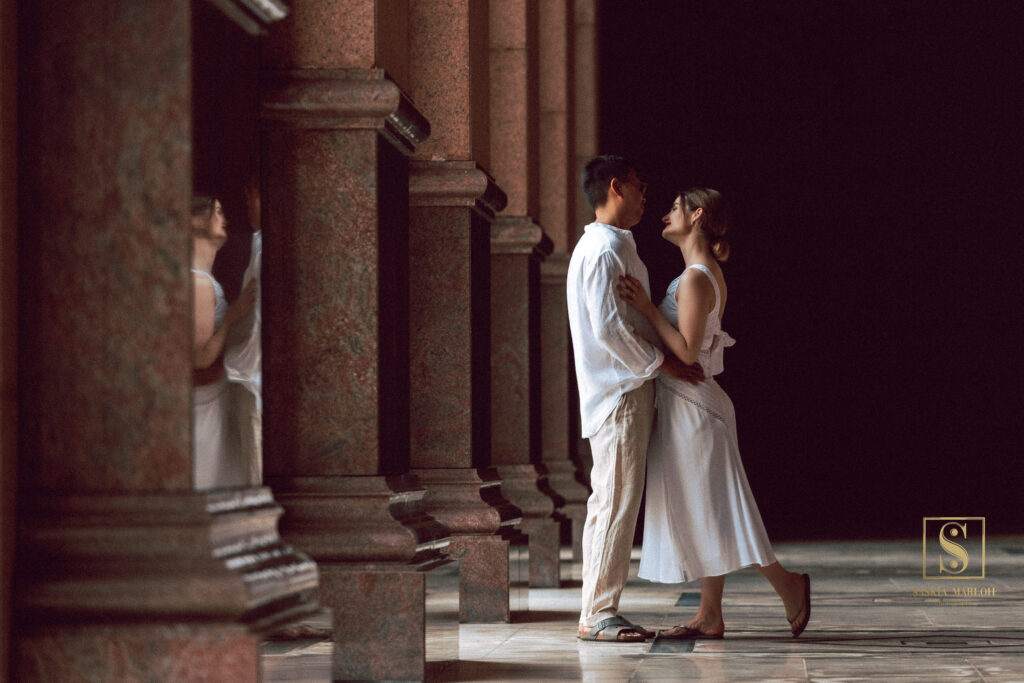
568, 155, 811, 642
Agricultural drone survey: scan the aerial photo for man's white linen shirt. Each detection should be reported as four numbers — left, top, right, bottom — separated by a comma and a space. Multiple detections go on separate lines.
567, 222, 664, 438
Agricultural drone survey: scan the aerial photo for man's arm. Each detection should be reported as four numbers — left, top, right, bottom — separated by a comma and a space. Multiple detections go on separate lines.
584, 252, 664, 379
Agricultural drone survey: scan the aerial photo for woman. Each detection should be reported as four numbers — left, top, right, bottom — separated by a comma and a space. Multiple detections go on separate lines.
192, 195, 255, 489
617, 188, 810, 639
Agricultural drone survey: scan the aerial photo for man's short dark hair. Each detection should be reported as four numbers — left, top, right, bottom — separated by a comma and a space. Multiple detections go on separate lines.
581, 154, 635, 210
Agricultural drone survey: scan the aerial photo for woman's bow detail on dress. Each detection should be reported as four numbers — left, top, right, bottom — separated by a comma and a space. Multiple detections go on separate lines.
703, 330, 736, 377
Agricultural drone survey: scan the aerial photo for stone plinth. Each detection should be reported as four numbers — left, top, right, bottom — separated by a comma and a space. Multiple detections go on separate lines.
260, 62, 447, 679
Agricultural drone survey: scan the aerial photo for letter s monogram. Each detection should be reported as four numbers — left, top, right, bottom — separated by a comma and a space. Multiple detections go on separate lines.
938, 522, 969, 574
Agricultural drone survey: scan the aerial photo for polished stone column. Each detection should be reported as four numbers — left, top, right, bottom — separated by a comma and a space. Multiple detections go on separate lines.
407, 0, 526, 622
408, 161, 522, 622
538, 0, 593, 561
488, 0, 566, 588
571, 0, 600, 486
574, 0, 599, 242
259, 4, 452, 679
13, 3, 316, 680
491, 219, 564, 587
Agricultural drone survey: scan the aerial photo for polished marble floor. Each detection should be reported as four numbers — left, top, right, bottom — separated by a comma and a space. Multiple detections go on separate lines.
265, 537, 1024, 681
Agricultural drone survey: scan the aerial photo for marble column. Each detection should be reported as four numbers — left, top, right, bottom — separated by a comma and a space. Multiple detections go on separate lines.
488, 0, 565, 588
408, 161, 522, 622
407, 0, 525, 622
574, 0, 599, 243
13, 3, 317, 680
491, 220, 562, 587
259, 4, 452, 679
571, 0, 600, 487
538, 0, 593, 562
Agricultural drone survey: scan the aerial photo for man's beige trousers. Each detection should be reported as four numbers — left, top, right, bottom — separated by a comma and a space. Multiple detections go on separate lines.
579, 381, 655, 627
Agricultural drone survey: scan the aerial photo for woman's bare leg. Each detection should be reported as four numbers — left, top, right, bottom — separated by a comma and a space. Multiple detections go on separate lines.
757, 562, 808, 632
661, 575, 726, 637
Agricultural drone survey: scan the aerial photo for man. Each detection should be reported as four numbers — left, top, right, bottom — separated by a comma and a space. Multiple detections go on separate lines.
568, 155, 703, 641
224, 175, 263, 485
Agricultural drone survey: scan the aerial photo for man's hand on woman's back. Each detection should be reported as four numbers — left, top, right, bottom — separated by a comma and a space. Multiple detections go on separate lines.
660, 355, 705, 385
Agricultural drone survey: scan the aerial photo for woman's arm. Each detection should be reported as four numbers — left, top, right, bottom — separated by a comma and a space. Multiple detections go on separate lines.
193, 276, 256, 369
617, 271, 714, 365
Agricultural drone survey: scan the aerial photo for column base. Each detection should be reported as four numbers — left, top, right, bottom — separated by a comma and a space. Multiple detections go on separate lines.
544, 459, 591, 562
494, 465, 563, 588
412, 467, 523, 623
267, 474, 452, 679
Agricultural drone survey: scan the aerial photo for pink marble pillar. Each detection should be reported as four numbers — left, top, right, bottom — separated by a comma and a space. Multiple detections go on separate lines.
408, 161, 522, 622
13, 3, 316, 680
572, 0, 600, 488
488, 0, 566, 588
491, 219, 563, 587
259, 4, 452, 678
538, 0, 593, 562
406, 0, 526, 622
574, 0, 600, 242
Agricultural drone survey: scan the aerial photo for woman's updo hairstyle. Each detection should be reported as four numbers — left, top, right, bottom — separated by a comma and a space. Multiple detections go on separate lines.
681, 187, 730, 262
191, 195, 218, 238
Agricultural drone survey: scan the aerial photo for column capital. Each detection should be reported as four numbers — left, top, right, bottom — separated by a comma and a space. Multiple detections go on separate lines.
491, 215, 553, 258
409, 160, 508, 218
260, 68, 430, 153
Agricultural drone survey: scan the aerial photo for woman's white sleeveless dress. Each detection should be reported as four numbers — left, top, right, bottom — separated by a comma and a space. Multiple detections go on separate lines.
638, 264, 777, 583
192, 269, 245, 489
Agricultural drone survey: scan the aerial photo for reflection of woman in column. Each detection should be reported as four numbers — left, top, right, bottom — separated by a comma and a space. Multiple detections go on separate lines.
192, 196, 254, 489
617, 188, 810, 639
224, 176, 263, 484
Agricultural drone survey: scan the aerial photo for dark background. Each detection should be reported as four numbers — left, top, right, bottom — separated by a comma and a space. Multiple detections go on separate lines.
600, 1, 1024, 539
